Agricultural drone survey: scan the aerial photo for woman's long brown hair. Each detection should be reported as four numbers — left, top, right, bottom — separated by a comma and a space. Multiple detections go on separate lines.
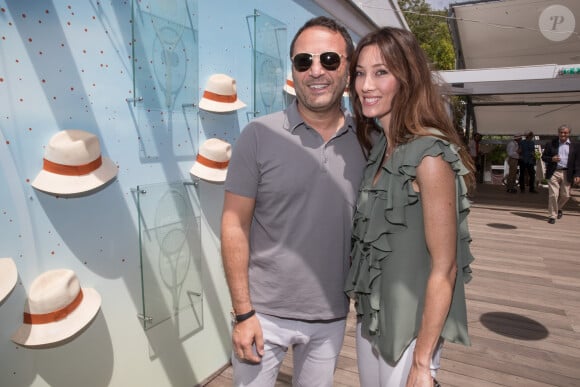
349, 27, 475, 190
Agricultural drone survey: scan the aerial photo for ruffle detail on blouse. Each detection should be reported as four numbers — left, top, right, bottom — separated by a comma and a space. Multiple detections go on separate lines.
345, 133, 474, 339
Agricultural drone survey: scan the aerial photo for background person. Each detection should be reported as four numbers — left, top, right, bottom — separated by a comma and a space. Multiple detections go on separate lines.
468, 133, 483, 184
541, 125, 580, 224
221, 16, 365, 386
505, 134, 521, 193
345, 27, 475, 387
519, 131, 538, 193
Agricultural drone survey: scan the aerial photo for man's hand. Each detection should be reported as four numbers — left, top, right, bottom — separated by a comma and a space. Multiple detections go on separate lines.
232, 315, 264, 363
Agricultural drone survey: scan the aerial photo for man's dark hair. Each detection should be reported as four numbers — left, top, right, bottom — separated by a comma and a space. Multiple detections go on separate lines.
289, 16, 354, 59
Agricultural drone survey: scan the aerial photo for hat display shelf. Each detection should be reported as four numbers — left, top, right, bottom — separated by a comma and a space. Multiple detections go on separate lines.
0, 257, 18, 304
199, 74, 246, 113
189, 138, 231, 184
283, 72, 296, 96
31, 130, 118, 197
135, 181, 203, 336
11, 269, 101, 347
250, 9, 287, 118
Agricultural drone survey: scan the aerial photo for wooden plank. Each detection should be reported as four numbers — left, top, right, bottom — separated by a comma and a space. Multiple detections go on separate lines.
203, 184, 580, 386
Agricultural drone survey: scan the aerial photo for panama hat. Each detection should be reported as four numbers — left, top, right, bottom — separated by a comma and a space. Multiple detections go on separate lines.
12, 269, 101, 347
283, 73, 296, 96
199, 74, 246, 113
0, 257, 17, 303
31, 130, 118, 196
190, 138, 231, 183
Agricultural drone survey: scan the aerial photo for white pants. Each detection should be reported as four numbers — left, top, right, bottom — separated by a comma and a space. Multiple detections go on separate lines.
356, 322, 443, 387
232, 313, 346, 387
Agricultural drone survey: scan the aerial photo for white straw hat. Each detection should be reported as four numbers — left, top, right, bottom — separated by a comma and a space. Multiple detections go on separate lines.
283, 73, 296, 96
190, 138, 231, 182
199, 74, 246, 113
0, 257, 17, 303
31, 130, 118, 196
12, 269, 101, 347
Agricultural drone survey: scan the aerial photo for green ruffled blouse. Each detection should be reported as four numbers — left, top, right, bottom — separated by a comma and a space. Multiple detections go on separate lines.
345, 131, 474, 364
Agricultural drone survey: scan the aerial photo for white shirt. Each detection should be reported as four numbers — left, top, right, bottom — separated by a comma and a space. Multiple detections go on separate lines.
558, 139, 570, 169
506, 140, 520, 159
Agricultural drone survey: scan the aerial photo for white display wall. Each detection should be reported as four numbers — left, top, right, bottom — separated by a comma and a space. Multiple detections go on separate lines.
0, 1, 356, 385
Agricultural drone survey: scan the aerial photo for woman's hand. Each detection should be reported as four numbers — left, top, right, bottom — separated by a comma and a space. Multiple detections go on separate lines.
406, 364, 436, 387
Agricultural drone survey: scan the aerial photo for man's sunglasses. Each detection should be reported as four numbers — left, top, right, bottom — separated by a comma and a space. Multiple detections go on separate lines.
291, 52, 344, 72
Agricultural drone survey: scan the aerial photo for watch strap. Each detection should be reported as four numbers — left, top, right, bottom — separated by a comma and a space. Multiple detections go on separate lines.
234, 309, 256, 323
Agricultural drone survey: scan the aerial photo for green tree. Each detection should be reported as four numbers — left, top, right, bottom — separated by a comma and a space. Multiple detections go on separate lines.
397, 0, 455, 71
398, 0, 466, 134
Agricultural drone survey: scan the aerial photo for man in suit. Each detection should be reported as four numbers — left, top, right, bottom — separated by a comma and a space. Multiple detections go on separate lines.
519, 131, 538, 193
541, 125, 580, 224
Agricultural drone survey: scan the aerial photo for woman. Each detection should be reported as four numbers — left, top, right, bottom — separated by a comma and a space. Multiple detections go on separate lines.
345, 27, 475, 387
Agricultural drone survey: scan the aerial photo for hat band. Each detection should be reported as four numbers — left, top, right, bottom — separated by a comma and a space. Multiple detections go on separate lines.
196, 154, 229, 170
23, 290, 84, 325
43, 156, 103, 176
203, 90, 237, 103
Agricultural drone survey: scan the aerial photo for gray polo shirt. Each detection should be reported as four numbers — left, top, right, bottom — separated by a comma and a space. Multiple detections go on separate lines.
225, 101, 366, 320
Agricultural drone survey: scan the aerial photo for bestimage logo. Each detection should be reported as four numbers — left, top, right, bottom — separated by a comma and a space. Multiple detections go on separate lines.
539, 4, 575, 42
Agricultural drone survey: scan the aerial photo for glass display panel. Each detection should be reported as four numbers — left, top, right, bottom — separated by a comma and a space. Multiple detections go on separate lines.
253, 10, 287, 117
137, 181, 202, 333
132, 0, 198, 159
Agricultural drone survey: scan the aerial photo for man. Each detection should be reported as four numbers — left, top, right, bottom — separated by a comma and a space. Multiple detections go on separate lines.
541, 125, 580, 224
506, 134, 521, 193
519, 131, 538, 193
221, 17, 365, 386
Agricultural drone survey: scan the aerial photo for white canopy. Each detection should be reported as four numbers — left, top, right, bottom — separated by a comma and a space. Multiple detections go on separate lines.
444, 0, 580, 136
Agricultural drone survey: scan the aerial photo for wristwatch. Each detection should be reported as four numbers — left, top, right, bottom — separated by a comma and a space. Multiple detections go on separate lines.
231, 309, 256, 324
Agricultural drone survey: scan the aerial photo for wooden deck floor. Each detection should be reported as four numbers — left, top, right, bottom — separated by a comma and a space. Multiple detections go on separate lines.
205, 183, 580, 387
